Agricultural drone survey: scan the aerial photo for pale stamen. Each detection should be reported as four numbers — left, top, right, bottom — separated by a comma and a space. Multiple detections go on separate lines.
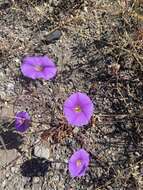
74, 106, 81, 113
76, 159, 82, 167
19, 118, 25, 125
35, 65, 43, 72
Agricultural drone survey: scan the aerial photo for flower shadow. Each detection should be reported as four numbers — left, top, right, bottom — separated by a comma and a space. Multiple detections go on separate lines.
17, 75, 41, 89
20, 158, 50, 177
0, 131, 23, 150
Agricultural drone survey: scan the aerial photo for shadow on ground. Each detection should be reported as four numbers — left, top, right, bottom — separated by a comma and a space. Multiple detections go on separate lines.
20, 158, 50, 177
0, 130, 23, 150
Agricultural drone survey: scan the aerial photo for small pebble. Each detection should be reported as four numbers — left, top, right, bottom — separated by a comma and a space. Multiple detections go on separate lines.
73, 127, 80, 134
2, 180, 6, 188
6, 173, 10, 178
11, 167, 15, 173
34, 144, 50, 159
33, 177, 40, 183
43, 29, 62, 44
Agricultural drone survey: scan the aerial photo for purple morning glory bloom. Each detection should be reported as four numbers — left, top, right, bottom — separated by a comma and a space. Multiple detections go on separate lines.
21, 55, 57, 80
68, 149, 90, 177
63, 92, 94, 127
15, 111, 30, 132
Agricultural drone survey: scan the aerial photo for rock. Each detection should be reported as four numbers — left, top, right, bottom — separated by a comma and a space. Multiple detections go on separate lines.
33, 177, 40, 183
0, 91, 6, 99
42, 29, 62, 44
73, 127, 80, 134
7, 82, 15, 94
34, 144, 50, 160
2, 180, 6, 188
0, 71, 5, 79
49, 0, 61, 6
0, 149, 17, 167
11, 166, 18, 173
5, 172, 10, 178
0, 103, 14, 120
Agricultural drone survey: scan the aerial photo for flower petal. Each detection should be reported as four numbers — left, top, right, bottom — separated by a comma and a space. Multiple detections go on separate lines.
42, 56, 56, 67
15, 112, 30, 133
63, 107, 77, 125
69, 160, 84, 177
43, 66, 57, 80
21, 55, 57, 80
21, 63, 37, 79
73, 112, 89, 127
64, 93, 79, 109
63, 92, 94, 127
68, 149, 90, 177
77, 92, 93, 107
82, 103, 94, 120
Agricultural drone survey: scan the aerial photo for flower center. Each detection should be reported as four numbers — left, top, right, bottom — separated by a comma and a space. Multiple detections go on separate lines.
19, 118, 25, 125
35, 65, 44, 72
76, 159, 82, 167
74, 106, 81, 113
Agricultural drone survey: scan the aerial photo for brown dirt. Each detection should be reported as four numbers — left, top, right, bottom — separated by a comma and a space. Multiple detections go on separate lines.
0, 0, 143, 190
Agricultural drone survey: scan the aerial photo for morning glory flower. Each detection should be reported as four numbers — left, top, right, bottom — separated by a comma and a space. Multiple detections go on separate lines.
21, 55, 57, 80
15, 111, 30, 132
63, 92, 94, 127
68, 149, 90, 177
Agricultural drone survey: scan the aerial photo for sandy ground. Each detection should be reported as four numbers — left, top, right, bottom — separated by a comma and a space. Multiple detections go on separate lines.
0, 0, 143, 189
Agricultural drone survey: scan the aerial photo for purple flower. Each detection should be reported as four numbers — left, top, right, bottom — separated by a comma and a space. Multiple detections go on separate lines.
21, 55, 57, 80
63, 92, 94, 127
15, 112, 30, 132
68, 149, 90, 177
